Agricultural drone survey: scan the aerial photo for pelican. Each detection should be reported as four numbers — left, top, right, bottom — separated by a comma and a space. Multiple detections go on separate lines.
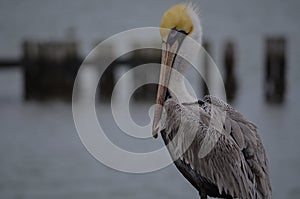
152, 3, 272, 199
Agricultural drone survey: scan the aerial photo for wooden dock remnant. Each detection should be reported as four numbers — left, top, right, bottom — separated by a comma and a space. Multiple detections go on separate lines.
264, 37, 286, 104
22, 40, 81, 101
201, 40, 211, 96
131, 44, 161, 102
94, 41, 161, 102
223, 41, 237, 102
0, 58, 20, 68
92, 42, 115, 102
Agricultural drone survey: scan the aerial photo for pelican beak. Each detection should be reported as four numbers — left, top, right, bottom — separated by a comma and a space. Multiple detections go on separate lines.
152, 29, 187, 138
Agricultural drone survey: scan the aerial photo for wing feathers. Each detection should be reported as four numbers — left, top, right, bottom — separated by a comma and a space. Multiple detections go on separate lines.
161, 98, 272, 198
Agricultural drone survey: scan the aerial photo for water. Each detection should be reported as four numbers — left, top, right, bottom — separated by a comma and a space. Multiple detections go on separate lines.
0, 65, 300, 199
0, 68, 197, 199
1, 0, 300, 198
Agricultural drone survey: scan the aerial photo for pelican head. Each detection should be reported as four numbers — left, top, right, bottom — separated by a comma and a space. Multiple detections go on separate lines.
152, 3, 202, 138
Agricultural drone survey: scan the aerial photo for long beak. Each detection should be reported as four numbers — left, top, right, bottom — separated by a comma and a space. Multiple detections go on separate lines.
152, 30, 186, 138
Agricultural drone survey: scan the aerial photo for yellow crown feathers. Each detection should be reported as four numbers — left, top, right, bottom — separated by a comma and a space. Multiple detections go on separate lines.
160, 4, 194, 42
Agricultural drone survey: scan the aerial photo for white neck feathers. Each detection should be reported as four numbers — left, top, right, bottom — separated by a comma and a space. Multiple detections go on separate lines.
169, 68, 196, 103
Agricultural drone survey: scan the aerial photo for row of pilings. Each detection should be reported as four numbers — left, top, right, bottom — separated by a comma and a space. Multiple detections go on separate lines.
18, 37, 286, 103
22, 40, 81, 101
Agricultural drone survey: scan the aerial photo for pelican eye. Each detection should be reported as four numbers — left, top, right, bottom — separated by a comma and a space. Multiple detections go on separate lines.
171, 27, 188, 36
177, 29, 188, 35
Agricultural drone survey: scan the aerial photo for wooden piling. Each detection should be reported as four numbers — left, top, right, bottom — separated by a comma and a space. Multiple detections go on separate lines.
131, 43, 161, 102
22, 40, 81, 101
93, 41, 161, 102
264, 37, 286, 104
223, 41, 237, 102
201, 40, 210, 96
92, 42, 117, 102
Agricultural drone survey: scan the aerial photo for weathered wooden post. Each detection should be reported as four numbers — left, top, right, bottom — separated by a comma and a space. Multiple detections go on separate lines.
264, 37, 286, 103
90, 41, 114, 102
22, 41, 40, 100
22, 40, 81, 101
223, 41, 237, 102
131, 43, 161, 102
201, 40, 210, 96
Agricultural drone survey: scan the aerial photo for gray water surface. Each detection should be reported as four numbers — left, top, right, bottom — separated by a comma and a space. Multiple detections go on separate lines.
0, 68, 300, 199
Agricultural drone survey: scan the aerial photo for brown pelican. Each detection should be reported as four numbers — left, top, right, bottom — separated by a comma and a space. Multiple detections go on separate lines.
152, 3, 272, 199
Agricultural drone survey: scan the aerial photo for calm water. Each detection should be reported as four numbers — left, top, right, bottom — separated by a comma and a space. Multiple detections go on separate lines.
0, 66, 300, 199
1, 0, 300, 198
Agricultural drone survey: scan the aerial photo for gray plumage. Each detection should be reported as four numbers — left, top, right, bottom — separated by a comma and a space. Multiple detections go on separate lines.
159, 95, 272, 199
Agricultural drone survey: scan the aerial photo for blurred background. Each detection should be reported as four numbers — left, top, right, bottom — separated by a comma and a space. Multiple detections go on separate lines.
1, 0, 300, 198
